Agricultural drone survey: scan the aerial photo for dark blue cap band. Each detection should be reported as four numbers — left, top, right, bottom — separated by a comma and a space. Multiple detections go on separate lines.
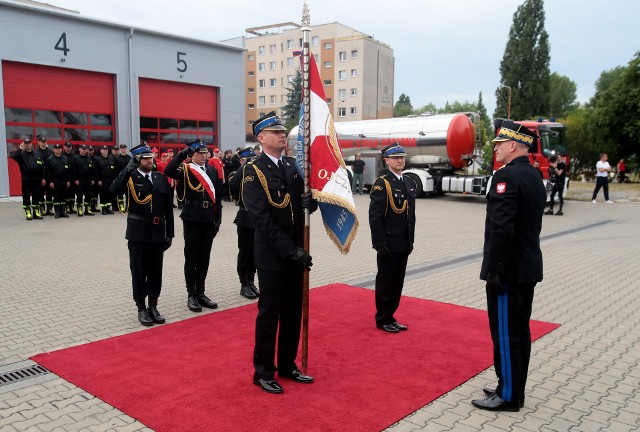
383, 144, 406, 157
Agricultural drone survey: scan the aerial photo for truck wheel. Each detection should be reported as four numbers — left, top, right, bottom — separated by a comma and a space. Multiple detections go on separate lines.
404, 173, 423, 197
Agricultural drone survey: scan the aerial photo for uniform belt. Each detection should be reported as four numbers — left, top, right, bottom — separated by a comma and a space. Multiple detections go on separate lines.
184, 198, 213, 208
128, 213, 164, 224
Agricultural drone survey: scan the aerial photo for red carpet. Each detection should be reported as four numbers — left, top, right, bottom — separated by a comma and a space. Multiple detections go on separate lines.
33, 284, 558, 431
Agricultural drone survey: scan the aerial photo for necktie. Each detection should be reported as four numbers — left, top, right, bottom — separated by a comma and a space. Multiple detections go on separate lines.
145, 173, 152, 185
277, 160, 287, 185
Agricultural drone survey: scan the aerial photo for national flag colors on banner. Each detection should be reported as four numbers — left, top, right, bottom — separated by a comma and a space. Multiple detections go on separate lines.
303, 53, 358, 253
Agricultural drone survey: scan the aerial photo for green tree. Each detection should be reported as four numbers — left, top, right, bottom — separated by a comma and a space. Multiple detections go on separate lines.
281, 69, 302, 131
476, 92, 493, 145
495, 0, 551, 120
549, 72, 578, 118
561, 106, 593, 174
394, 93, 413, 117
414, 102, 438, 114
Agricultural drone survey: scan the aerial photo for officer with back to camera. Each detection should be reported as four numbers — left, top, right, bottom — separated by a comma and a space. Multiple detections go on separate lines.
472, 120, 546, 412
45, 143, 71, 218
110, 143, 175, 326
164, 139, 222, 313
242, 111, 316, 394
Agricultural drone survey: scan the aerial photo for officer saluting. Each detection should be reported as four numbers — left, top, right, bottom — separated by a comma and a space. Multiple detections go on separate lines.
229, 147, 260, 300
10, 138, 45, 220
110, 143, 175, 327
242, 111, 315, 394
369, 142, 417, 333
164, 140, 222, 313
472, 120, 546, 412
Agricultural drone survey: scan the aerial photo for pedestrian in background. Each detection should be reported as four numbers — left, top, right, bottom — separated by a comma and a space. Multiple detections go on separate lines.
591, 153, 614, 204
544, 155, 566, 216
351, 153, 366, 195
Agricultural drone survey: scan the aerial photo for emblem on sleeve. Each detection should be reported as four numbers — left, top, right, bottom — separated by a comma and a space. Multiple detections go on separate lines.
244, 175, 254, 182
372, 185, 383, 191
496, 182, 507, 194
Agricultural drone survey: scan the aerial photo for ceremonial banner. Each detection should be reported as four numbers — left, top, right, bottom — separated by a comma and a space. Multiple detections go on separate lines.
304, 53, 358, 253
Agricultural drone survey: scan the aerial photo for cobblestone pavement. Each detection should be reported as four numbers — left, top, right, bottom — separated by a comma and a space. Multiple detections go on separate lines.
0, 192, 638, 431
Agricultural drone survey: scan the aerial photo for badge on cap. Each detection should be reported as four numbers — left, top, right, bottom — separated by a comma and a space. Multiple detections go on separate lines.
496, 182, 507, 194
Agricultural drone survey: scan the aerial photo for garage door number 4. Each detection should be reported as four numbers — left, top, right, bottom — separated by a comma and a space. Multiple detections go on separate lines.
54, 32, 70, 56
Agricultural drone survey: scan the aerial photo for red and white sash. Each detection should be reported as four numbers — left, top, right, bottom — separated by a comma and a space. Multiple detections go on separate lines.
187, 163, 216, 202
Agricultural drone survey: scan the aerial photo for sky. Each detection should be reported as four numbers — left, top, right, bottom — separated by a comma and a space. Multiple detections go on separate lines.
46, 0, 640, 117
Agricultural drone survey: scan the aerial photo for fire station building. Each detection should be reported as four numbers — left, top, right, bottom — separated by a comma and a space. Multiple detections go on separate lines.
0, 1, 245, 197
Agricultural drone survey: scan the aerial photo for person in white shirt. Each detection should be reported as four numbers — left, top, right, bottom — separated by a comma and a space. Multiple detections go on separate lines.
591, 153, 614, 204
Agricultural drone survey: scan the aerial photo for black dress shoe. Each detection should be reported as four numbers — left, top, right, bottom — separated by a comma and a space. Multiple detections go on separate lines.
377, 323, 400, 333
138, 309, 154, 327
279, 369, 314, 383
187, 295, 202, 312
147, 306, 166, 324
197, 295, 218, 309
240, 285, 258, 299
472, 394, 520, 412
482, 387, 525, 408
392, 321, 408, 331
253, 377, 284, 394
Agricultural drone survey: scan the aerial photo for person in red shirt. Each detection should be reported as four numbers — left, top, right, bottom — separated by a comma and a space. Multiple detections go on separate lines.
207, 147, 225, 182
156, 152, 169, 173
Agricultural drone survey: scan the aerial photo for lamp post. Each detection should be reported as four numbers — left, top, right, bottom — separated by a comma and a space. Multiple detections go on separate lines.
501, 85, 512, 119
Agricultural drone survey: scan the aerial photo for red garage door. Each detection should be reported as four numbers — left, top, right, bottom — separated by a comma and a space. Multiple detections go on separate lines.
3, 61, 115, 196
139, 78, 218, 153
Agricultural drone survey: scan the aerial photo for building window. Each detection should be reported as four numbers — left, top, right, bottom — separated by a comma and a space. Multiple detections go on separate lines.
324, 42, 332, 49
248, 54, 254, 61
287, 39, 293, 49
138, 117, 216, 147
269, 78, 276, 87
350, 88, 357, 96
313, 54, 319, 63
327, 98, 332, 104
287, 75, 295, 83
339, 51, 347, 61
324, 79, 332, 86
338, 107, 346, 117
259, 79, 265, 88
269, 44, 276, 54
338, 89, 346, 99
258, 96, 265, 106
258, 46, 265, 55
248, 87, 255, 93
350, 107, 357, 116
351, 50, 358, 58
248, 71, 255, 77
270, 61, 276, 71
351, 69, 358, 77
248, 104, 255, 110
258, 62, 265, 72
312, 36, 319, 46
287, 57, 295, 67
270, 95, 277, 105
338, 70, 347, 80
324, 61, 332, 68
299, 38, 303, 47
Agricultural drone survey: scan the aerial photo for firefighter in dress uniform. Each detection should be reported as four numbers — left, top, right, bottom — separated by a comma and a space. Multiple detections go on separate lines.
10, 138, 45, 220
242, 112, 315, 394
228, 147, 260, 300
164, 140, 222, 313
110, 143, 175, 327
62, 142, 77, 214
34, 137, 54, 216
45, 143, 71, 218
95, 145, 117, 215
369, 142, 417, 333
71, 144, 96, 216
472, 120, 546, 412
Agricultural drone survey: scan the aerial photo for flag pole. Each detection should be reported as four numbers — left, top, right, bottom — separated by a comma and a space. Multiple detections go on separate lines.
300, 2, 311, 374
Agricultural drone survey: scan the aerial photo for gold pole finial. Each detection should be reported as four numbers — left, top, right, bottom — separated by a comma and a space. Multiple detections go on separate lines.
302, 2, 310, 28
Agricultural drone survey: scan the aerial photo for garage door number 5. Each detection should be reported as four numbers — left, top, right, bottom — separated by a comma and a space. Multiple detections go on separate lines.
177, 52, 187, 72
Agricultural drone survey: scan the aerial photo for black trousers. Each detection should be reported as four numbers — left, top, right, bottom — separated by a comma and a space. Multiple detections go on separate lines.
99, 180, 114, 207
253, 267, 303, 379
51, 181, 67, 205
75, 180, 93, 205
236, 226, 255, 276
374, 252, 409, 326
21, 178, 42, 208
128, 241, 164, 302
486, 282, 535, 404
183, 222, 216, 290
549, 182, 564, 211
591, 176, 609, 201
66, 182, 76, 207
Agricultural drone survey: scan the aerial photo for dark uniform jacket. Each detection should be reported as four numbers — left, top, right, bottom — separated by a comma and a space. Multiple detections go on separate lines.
35, 146, 53, 164
229, 159, 256, 229
10, 149, 45, 180
241, 153, 304, 271
71, 155, 95, 182
480, 156, 546, 283
369, 171, 417, 254
115, 153, 132, 175
164, 152, 222, 225
45, 155, 70, 183
110, 169, 175, 244
95, 155, 117, 182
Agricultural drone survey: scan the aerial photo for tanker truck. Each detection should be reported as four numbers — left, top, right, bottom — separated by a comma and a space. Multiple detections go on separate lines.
287, 113, 569, 197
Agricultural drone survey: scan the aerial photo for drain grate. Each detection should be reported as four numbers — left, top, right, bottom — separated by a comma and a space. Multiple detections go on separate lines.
0, 364, 50, 388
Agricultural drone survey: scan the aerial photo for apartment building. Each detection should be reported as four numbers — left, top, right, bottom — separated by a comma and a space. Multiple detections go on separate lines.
244, 22, 394, 134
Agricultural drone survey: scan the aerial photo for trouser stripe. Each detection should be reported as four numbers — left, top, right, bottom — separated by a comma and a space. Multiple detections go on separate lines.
498, 290, 513, 402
